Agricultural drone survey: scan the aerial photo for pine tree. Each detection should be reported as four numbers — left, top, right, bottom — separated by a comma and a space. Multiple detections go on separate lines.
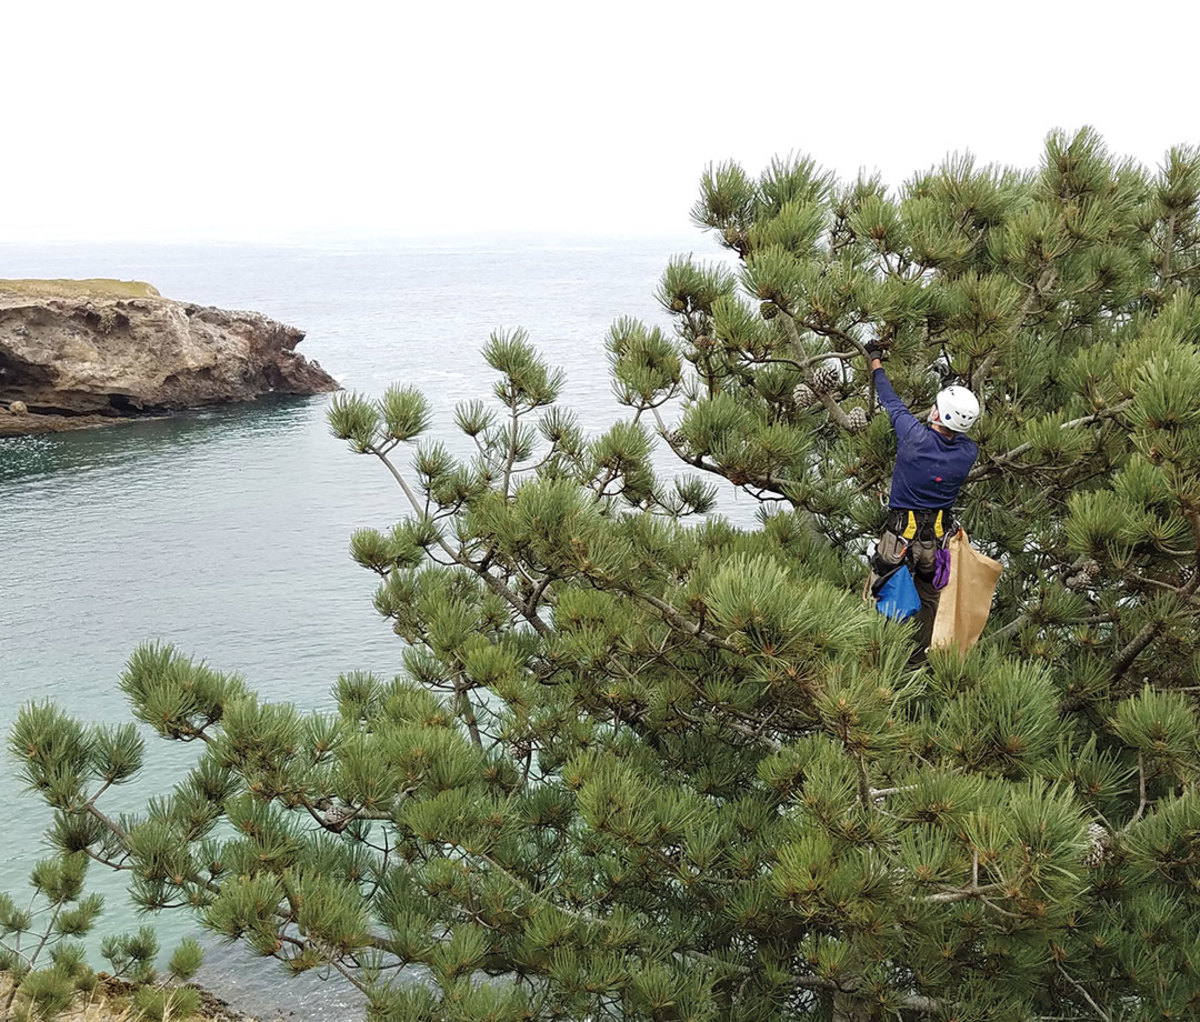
9, 129, 1200, 1021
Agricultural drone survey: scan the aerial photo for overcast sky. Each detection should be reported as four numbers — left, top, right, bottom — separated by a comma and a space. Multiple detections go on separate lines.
3, 0, 1197, 243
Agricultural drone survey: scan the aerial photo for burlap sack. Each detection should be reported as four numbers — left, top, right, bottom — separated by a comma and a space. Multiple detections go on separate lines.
930, 529, 1003, 653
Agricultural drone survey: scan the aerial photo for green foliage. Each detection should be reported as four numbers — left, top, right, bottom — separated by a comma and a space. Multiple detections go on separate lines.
167, 936, 204, 982
101, 926, 159, 985
0, 851, 204, 1021
8, 966, 77, 1022
132, 983, 202, 1021
119, 642, 248, 741
10, 130, 1200, 1022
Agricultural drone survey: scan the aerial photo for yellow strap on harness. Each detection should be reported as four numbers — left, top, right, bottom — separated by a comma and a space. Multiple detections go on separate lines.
900, 510, 946, 540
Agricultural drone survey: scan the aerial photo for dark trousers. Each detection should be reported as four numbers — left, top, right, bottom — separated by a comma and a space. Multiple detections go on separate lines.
873, 510, 953, 659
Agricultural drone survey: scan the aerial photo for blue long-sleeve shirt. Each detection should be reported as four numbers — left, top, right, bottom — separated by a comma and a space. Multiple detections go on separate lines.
874, 367, 978, 510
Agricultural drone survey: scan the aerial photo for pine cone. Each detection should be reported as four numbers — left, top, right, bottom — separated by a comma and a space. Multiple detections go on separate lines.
666, 429, 688, 449
1082, 821, 1112, 867
760, 301, 779, 320
318, 803, 356, 831
793, 383, 817, 409
846, 407, 869, 433
1065, 559, 1100, 591
808, 363, 839, 395
1180, 563, 1196, 588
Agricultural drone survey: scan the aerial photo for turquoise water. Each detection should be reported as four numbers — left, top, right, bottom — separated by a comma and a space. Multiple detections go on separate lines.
0, 236, 709, 1017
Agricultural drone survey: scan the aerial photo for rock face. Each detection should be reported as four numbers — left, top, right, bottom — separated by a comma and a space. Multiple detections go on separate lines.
0, 282, 339, 428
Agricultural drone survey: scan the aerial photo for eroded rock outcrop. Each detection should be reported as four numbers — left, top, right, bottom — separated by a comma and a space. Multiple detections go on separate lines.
0, 280, 339, 433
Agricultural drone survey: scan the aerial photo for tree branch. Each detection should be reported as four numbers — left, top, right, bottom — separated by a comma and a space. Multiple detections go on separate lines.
369, 445, 552, 636
650, 414, 794, 498
1159, 212, 1177, 284
983, 614, 1028, 645
816, 388, 853, 429
788, 975, 941, 1015
1057, 963, 1111, 1022
631, 592, 743, 654
1131, 751, 1149, 826
793, 314, 863, 353
1111, 564, 1200, 682
87, 803, 129, 844
969, 350, 1001, 395
1110, 617, 1169, 682
896, 993, 942, 1014
968, 400, 1134, 480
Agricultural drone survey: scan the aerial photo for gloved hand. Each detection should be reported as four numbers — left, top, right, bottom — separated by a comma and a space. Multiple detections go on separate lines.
865, 340, 886, 363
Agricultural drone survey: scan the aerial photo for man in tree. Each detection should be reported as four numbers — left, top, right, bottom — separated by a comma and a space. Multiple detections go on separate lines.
865, 341, 979, 657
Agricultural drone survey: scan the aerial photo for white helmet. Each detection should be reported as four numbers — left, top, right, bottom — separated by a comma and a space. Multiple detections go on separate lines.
935, 385, 979, 432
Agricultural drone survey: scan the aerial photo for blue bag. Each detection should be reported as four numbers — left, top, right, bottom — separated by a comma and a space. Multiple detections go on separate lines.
876, 564, 921, 620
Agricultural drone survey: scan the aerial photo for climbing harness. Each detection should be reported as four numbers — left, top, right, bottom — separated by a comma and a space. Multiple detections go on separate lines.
866, 509, 958, 604
891, 508, 952, 543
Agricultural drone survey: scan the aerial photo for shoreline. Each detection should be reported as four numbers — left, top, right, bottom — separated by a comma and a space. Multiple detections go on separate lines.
0, 971, 281, 1022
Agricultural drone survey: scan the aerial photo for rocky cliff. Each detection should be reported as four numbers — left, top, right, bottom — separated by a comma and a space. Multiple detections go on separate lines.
0, 279, 339, 433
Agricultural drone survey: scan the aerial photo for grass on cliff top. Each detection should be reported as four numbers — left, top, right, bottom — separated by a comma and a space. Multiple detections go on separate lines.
0, 278, 161, 299
0, 971, 253, 1021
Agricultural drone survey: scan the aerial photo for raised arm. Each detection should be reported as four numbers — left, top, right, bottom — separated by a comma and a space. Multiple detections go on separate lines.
866, 343, 923, 443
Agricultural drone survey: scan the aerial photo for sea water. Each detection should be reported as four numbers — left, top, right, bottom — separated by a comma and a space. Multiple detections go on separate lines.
0, 235, 740, 1019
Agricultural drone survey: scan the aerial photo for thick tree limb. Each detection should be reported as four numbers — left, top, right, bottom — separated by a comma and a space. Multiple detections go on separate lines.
970, 349, 1001, 395
816, 388, 854, 429
983, 614, 1029, 646
896, 993, 942, 1014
